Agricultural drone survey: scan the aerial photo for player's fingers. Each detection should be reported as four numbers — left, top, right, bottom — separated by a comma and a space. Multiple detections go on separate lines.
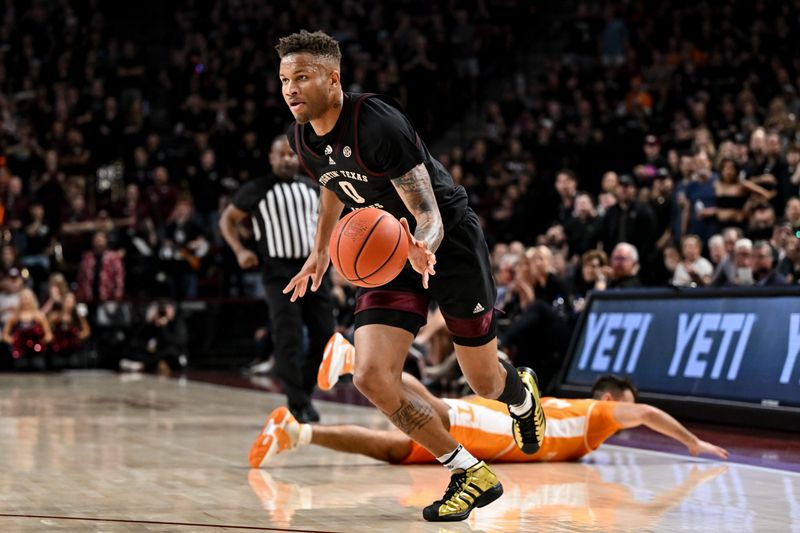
282, 279, 297, 294
399, 218, 414, 244
422, 271, 429, 289
284, 272, 307, 294
298, 277, 309, 299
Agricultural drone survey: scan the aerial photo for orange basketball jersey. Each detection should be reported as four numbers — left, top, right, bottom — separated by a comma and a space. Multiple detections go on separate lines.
399, 396, 623, 464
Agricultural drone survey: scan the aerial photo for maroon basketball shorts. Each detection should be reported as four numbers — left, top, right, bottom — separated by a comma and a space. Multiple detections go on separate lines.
353, 208, 496, 347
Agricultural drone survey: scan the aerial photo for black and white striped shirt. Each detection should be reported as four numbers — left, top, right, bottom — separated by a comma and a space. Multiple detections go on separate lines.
232, 175, 319, 260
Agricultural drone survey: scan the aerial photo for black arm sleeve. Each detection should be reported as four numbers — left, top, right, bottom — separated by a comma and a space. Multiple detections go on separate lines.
359, 98, 425, 180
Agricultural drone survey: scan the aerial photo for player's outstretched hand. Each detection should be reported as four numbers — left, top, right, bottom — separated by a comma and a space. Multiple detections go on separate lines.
399, 217, 436, 289
688, 438, 729, 460
283, 252, 329, 302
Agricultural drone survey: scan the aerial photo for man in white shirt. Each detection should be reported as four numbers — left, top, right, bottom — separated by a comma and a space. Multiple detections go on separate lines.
672, 234, 714, 286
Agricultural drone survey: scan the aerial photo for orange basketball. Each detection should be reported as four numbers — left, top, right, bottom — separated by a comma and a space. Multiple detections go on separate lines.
329, 208, 409, 288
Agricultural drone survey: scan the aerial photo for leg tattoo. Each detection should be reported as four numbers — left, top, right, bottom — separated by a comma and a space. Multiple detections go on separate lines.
388, 396, 434, 435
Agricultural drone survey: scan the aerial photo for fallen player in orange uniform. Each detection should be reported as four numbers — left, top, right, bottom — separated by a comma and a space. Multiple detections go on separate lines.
249, 334, 728, 468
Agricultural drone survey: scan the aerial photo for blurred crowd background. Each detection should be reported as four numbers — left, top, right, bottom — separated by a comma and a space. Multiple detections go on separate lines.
1, 0, 799, 389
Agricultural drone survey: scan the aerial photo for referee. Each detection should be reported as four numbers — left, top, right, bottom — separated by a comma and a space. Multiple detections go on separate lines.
220, 134, 334, 422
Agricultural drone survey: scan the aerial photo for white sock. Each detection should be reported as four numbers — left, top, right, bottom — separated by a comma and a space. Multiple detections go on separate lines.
298, 424, 312, 446
508, 393, 533, 416
436, 444, 479, 472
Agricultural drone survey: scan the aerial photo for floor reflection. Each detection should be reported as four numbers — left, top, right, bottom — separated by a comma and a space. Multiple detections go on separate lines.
248, 461, 730, 532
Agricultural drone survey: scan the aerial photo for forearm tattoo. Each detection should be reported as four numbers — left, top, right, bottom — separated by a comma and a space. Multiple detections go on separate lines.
387, 397, 434, 435
391, 164, 444, 252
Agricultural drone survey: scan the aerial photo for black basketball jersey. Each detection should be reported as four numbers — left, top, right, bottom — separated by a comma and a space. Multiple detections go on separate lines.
286, 92, 467, 231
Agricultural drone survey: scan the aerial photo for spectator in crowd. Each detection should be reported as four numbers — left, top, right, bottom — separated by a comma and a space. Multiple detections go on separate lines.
4, 176, 27, 241
672, 235, 714, 287
609, 243, 642, 289
679, 149, 718, 246
778, 236, 800, 284
60, 194, 96, 264
144, 166, 178, 227
528, 246, 571, 314
122, 300, 187, 374
570, 250, 608, 313
159, 198, 208, 299
22, 202, 54, 283
633, 135, 667, 184
0, 268, 25, 332
649, 171, 675, 249
713, 238, 755, 287
0, 244, 22, 279
2, 288, 53, 363
750, 130, 790, 215
752, 241, 787, 287
493, 251, 518, 310
707, 235, 727, 268
783, 197, 800, 234
40, 272, 70, 316
747, 204, 777, 242
595, 175, 657, 279
712, 158, 772, 229
48, 292, 91, 362
565, 192, 599, 259
76, 231, 125, 306
554, 170, 578, 224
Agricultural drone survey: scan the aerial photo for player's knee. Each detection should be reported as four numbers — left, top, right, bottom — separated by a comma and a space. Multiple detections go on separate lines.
352, 368, 398, 403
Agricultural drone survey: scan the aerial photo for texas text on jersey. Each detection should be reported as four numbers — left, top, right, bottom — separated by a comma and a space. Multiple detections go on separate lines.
286, 92, 468, 231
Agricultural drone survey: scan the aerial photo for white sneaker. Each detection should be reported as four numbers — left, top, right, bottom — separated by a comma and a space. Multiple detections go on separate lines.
317, 333, 355, 390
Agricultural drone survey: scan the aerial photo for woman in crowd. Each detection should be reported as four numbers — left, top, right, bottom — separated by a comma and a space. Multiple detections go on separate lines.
40, 272, 70, 315
570, 250, 609, 313
48, 292, 91, 361
711, 158, 772, 228
2, 288, 53, 363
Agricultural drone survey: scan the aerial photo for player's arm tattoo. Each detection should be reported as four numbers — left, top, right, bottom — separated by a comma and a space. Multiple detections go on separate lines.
387, 397, 434, 435
391, 163, 444, 252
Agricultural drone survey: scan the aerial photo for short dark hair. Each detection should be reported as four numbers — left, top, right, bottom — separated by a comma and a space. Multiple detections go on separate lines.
276, 30, 341, 63
591, 375, 638, 401
557, 169, 577, 182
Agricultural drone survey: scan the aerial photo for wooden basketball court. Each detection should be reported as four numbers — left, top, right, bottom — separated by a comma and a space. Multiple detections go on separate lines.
0, 373, 796, 532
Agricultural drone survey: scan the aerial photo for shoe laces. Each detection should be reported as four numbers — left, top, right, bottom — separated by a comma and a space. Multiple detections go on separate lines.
512, 408, 537, 442
441, 470, 468, 502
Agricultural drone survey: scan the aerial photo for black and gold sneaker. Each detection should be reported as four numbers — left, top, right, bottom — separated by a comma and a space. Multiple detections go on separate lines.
422, 461, 503, 522
510, 367, 546, 454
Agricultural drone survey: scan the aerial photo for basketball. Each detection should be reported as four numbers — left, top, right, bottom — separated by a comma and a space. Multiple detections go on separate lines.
329, 208, 409, 287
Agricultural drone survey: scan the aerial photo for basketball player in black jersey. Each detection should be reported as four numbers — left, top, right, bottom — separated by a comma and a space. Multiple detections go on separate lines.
277, 30, 546, 522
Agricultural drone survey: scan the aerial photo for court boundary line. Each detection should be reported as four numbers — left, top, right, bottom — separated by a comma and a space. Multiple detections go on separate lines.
0, 513, 340, 532
601, 444, 800, 477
